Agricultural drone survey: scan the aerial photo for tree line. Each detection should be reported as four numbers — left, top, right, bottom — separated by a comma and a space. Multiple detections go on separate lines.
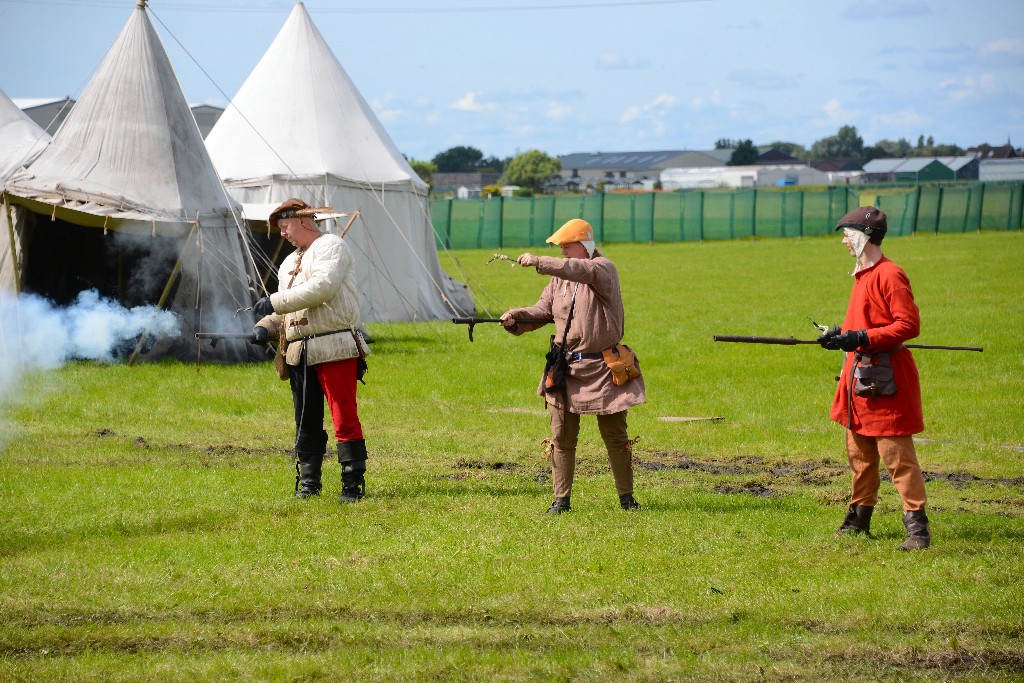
409, 127, 996, 193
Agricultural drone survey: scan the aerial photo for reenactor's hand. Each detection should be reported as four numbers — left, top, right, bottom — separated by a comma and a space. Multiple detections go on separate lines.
500, 311, 519, 331
517, 253, 538, 268
816, 325, 842, 349
835, 329, 868, 351
252, 326, 270, 345
252, 296, 275, 317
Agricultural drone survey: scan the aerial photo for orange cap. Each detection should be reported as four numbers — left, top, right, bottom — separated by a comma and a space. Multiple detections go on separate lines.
545, 218, 594, 245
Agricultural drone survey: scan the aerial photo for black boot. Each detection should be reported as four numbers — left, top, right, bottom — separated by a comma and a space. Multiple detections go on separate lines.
836, 504, 873, 536
294, 451, 323, 498
546, 497, 571, 514
899, 509, 931, 550
619, 494, 641, 510
338, 439, 367, 503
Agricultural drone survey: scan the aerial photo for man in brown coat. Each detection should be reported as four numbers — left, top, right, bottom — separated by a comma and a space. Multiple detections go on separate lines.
501, 218, 646, 514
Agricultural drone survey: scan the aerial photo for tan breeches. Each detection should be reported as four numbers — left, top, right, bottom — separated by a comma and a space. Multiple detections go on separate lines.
548, 406, 633, 498
846, 430, 927, 511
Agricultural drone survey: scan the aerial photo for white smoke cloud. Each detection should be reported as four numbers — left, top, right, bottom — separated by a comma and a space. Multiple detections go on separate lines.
0, 290, 182, 439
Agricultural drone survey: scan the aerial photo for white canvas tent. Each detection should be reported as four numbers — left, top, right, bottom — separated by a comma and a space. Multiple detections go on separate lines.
1, 3, 264, 362
0, 88, 50, 181
0, 88, 51, 292
204, 2, 473, 323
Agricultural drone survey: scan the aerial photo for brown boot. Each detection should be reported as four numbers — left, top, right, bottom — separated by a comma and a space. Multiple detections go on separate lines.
836, 504, 873, 536
898, 509, 931, 550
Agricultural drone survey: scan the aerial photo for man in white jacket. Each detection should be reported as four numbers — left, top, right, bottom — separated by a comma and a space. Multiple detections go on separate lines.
252, 198, 371, 502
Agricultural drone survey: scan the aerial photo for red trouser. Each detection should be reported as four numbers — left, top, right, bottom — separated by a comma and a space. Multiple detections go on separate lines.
846, 431, 926, 512
316, 358, 363, 442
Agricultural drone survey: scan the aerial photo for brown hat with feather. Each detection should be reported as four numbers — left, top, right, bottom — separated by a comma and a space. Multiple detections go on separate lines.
268, 198, 335, 229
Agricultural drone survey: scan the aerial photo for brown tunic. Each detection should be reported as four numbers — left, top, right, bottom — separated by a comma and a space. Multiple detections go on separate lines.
507, 255, 646, 415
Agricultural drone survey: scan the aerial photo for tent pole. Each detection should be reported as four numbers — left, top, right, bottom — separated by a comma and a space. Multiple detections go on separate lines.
126, 224, 193, 366
340, 210, 360, 238
3, 192, 21, 294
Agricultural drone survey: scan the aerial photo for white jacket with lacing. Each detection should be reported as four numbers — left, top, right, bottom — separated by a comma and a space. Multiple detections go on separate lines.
257, 233, 370, 366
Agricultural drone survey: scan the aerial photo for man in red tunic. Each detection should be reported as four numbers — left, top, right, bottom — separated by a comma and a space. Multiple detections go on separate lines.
817, 207, 931, 550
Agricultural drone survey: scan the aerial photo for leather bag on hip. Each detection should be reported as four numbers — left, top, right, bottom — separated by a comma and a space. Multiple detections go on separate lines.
602, 343, 641, 386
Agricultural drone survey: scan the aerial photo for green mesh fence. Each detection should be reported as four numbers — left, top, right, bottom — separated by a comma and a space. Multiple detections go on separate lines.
431, 182, 1023, 249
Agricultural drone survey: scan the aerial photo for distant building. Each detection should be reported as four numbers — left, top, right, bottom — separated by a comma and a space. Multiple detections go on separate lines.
660, 163, 859, 190
557, 149, 732, 189
16, 97, 75, 134
190, 104, 224, 138
979, 158, 1024, 181
966, 144, 1017, 159
863, 156, 980, 182
16, 97, 223, 138
432, 171, 500, 195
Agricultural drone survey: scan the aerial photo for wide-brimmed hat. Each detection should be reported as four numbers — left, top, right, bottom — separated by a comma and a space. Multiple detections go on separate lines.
268, 198, 334, 228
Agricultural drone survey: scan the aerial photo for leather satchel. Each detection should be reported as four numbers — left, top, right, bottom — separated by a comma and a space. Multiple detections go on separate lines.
602, 344, 641, 386
273, 338, 289, 381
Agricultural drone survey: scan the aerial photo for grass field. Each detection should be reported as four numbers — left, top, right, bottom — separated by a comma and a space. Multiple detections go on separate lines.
1, 231, 1022, 681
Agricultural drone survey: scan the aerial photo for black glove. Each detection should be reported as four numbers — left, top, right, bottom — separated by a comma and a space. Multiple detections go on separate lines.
252, 296, 275, 317
252, 326, 269, 345
819, 329, 868, 352
835, 329, 868, 352
816, 325, 842, 349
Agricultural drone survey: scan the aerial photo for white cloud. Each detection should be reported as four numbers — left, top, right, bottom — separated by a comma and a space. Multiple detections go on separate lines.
823, 98, 854, 124
619, 94, 677, 138
940, 74, 998, 101
370, 94, 403, 122
871, 108, 928, 129
546, 103, 572, 120
598, 53, 648, 70
842, 1, 931, 20
980, 37, 1024, 65
450, 92, 496, 112
690, 90, 721, 110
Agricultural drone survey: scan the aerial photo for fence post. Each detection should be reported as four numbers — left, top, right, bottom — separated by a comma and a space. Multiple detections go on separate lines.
781, 191, 787, 238
650, 191, 657, 244
698, 191, 705, 242
477, 198, 485, 249
444, 197, 453, 249
976, 182, 985, 232
751, 188, 758, 239
934, 186, 944, 234
912, 186, 922, 235
729, 192, 735, 239
678, 192, 686, 241
797, 191, 804, 239
528, 196, 536, 246
630, 194, 636, 242
1014, 181, 1024, 231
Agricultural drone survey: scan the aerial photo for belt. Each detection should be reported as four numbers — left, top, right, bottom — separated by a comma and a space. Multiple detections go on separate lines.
569, 351, 604, 362
299, 328, 349, 342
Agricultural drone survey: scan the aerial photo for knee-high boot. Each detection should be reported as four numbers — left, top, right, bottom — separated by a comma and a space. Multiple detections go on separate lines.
338, 439, 367, 502
294, 451, 323, 498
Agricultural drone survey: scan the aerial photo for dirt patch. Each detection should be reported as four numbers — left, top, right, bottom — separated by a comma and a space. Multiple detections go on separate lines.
636, 451, 1024, 493
451, 458, 517, 472
714, 483, 775, 497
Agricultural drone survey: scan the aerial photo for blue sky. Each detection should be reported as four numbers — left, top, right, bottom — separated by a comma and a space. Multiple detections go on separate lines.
2, 0, 1023, 161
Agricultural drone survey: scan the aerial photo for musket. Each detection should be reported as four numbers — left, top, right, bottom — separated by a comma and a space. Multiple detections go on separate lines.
713, 335, 983, 352
195, 332, 258, 348
452, 317, 548, 342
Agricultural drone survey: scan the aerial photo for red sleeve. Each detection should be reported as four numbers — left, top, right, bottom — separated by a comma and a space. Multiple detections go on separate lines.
865, 266, 920, 348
